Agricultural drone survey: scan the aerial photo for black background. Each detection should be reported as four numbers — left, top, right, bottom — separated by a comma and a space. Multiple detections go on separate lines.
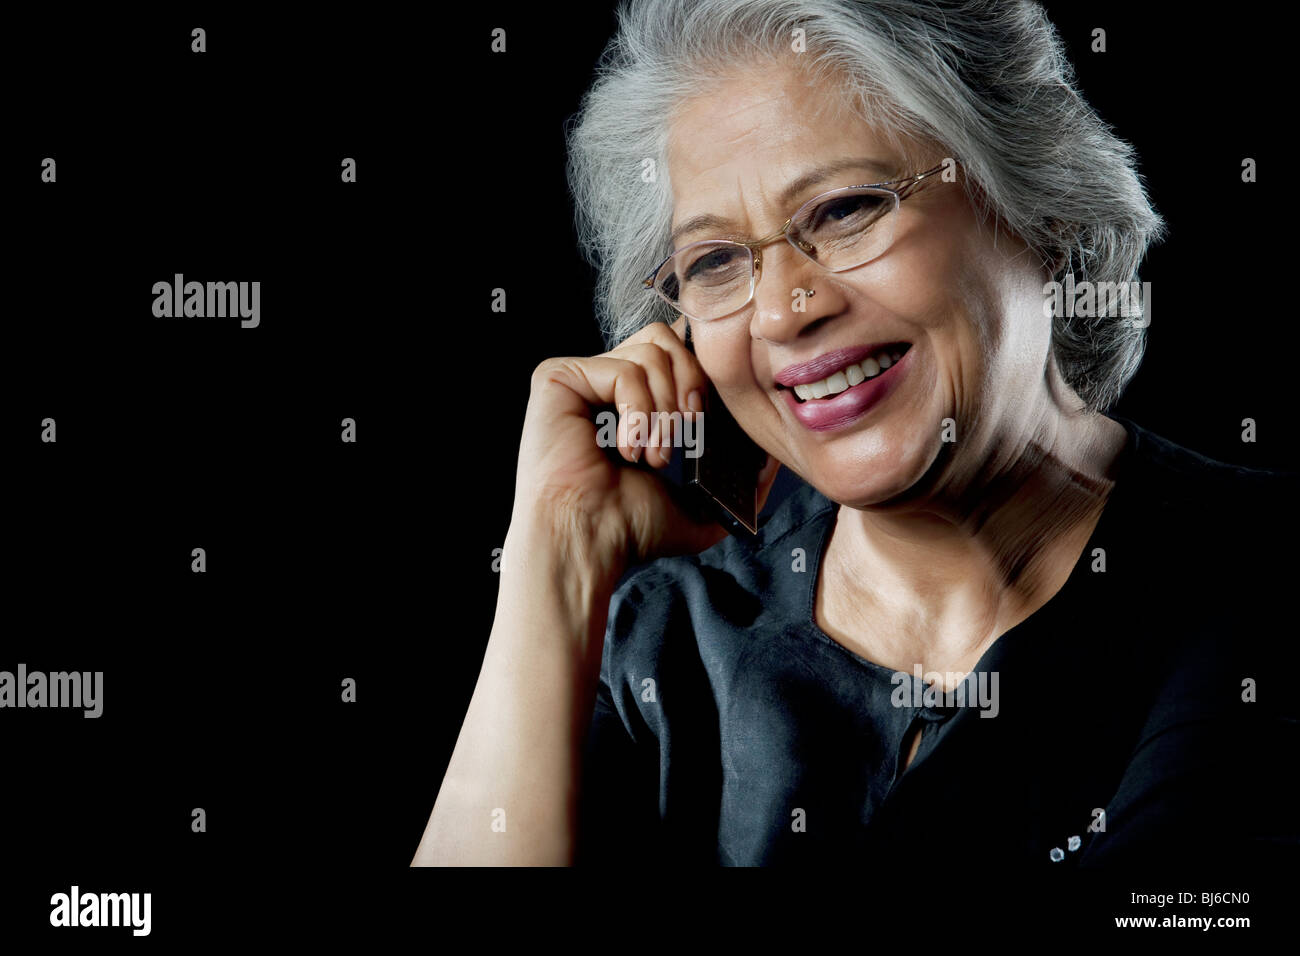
5, 1, 1295, 942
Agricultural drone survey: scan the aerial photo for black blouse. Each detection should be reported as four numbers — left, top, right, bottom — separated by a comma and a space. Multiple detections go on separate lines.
575, 415, 1298, 870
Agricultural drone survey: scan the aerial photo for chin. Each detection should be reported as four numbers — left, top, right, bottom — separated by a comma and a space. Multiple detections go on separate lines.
804, 434, 942, 510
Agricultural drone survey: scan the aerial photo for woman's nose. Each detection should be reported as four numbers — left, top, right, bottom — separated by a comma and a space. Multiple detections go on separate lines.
749, 243, 836, 343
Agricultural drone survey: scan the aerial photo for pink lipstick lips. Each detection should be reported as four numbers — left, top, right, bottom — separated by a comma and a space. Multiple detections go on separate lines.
776, 342, 912, 431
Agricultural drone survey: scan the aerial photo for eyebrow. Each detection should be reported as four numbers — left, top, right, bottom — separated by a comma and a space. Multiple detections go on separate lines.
668, 156, 898, 247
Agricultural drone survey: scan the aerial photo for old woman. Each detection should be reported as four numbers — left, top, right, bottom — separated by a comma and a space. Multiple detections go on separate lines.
413, 0, 1295, 870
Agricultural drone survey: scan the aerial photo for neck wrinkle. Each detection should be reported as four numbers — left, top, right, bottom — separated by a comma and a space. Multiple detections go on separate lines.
834, 410, 1128, 622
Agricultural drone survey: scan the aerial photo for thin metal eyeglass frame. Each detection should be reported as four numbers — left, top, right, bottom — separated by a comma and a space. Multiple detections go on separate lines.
642, 161, 952, 320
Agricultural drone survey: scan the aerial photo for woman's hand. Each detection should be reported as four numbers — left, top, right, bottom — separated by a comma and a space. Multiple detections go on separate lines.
419, 311, 787, 865
414, 316, 781, 865
515, 314, 781, 574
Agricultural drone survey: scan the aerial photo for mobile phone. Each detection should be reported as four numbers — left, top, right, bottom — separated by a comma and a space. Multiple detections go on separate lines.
599, 322, 768, 538
678, 322, 768, 536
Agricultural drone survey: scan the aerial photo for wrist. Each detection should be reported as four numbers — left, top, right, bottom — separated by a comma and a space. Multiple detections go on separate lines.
504, 501, 628, 590
498, 508, 627, 662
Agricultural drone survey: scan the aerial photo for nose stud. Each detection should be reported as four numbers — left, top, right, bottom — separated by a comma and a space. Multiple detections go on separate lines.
806, 289, 815, 298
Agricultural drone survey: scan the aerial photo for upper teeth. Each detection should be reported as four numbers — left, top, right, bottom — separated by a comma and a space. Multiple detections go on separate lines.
792, 348, 903, 401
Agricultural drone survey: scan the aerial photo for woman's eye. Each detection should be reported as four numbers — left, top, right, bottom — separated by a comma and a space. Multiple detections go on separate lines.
685, 248, 740, 279
812, 195, 883, 230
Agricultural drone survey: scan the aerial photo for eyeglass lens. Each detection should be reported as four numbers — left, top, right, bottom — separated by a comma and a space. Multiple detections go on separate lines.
656, 187, 899, 320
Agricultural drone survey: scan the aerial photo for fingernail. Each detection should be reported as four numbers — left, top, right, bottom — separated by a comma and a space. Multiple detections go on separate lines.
687, 389, 703, 412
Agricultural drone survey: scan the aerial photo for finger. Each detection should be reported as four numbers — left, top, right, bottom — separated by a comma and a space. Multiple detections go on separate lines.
609, 342, 679, 441
613, 342, 679, 467
619, 320, 709, 416
532, 356, 655, 463
647, 412, 672, 468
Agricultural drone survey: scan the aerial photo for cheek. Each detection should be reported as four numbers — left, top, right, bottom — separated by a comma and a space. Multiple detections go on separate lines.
716, 368, 775, 434
691, 324, 757, 391
952, 251, 1052, 394
692, 328, 784, 442
890, 228, 1019, 382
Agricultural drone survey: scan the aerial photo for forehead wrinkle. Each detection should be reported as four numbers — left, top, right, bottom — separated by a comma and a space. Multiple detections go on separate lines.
668, 140, 803, 245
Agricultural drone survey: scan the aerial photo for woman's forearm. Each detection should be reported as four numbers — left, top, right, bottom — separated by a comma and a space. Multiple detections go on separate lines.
411, 516, 622, 865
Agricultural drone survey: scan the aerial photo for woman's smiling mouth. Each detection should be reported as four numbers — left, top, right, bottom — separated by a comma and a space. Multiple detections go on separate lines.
775, 342, 913, 431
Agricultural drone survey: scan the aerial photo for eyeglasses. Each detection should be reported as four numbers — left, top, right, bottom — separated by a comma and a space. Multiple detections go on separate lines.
643, 162, 952, 322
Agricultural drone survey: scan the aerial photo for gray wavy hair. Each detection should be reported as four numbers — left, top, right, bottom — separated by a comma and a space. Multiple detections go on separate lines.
565, 0, 1166, 413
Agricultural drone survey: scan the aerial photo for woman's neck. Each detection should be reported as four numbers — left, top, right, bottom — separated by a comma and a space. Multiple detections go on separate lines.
819, 405, 1129, 675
